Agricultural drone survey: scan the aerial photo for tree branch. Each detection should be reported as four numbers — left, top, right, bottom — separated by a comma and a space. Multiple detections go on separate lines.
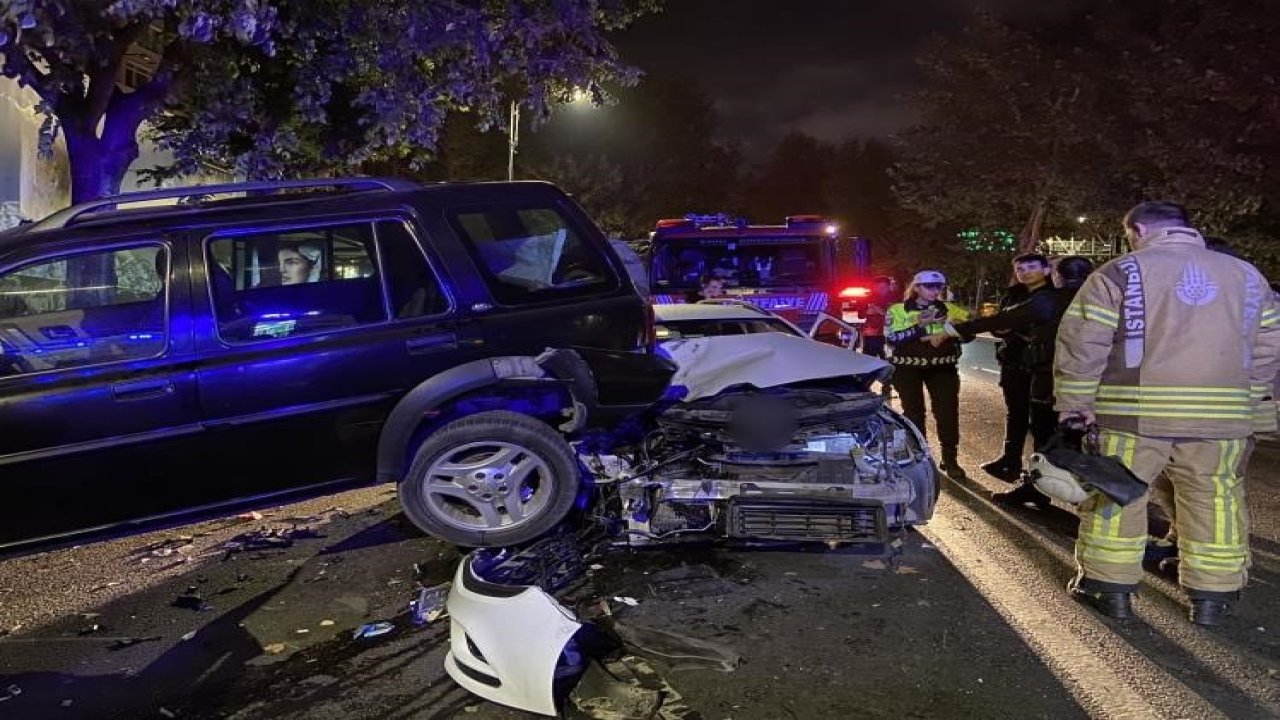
2, 44, 52, 98
84, 21, 148, 129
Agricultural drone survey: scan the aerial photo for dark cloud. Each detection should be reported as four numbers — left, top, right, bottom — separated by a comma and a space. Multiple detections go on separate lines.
614, 0, 1086, 156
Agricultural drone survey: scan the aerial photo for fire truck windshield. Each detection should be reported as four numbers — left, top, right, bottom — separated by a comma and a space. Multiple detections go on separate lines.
650, 237, 832, 290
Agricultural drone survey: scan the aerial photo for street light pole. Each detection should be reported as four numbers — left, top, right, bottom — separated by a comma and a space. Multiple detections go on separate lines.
507, 101, 519, 182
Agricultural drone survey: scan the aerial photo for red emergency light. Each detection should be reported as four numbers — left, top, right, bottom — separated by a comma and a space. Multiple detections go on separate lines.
838, 286, 871, 299
655, 218, 694, 230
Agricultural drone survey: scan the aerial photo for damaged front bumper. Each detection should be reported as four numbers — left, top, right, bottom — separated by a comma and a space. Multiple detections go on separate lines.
444, 553, 582, 717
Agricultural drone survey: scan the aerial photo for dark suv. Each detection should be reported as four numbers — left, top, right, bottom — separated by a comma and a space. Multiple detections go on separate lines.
0, 178, 665, 549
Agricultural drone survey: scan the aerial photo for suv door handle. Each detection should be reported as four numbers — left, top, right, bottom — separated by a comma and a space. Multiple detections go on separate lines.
406, 332, 458, 355
112, 378, 175, 401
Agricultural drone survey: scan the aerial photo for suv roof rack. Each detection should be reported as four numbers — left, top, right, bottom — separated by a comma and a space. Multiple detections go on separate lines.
29, 177, 421, 232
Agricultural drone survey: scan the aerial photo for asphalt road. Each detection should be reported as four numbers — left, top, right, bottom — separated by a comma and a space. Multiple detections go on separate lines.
0, 339, 1276, 719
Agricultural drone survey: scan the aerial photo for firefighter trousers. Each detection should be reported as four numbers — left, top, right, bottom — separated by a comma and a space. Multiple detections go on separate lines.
1075, 429, 1249, 595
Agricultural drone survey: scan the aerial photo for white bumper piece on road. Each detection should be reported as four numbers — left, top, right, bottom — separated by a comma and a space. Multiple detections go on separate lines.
661, 333, 889, 401
444, 553, 582, 716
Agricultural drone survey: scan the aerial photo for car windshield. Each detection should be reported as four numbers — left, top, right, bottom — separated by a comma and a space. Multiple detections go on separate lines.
650, 238, 831, 289
655, 317, 801, 341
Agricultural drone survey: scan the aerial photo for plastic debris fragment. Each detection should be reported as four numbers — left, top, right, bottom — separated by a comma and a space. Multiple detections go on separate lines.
352, 622, 394, 639
410, 583, 451, 626
107, 636, 161, 651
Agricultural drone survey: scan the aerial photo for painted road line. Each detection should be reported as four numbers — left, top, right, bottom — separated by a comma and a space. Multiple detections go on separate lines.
919, 500, 1224, 720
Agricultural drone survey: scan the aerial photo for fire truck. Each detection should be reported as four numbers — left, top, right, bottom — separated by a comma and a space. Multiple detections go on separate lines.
647, 213, 872, 332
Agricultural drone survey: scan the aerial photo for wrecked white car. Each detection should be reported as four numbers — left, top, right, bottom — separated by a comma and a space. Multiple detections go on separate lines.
398, 332, 937, 548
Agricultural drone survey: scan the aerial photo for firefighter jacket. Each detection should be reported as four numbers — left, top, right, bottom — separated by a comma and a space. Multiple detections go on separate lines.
886, 299, 971, 366
1054, 227, 1280, 438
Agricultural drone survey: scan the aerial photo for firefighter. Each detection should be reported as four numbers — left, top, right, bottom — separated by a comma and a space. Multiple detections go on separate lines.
685, 273, 726, 303
887, 270, 971, 479
1055, 201, 1280, 625
858, 275, 896, 360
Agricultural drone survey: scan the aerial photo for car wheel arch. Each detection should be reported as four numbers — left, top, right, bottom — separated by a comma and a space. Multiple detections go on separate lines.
375, 357, 575, 483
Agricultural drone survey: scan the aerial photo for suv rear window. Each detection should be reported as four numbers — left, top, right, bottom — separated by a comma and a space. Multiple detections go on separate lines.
207, 223, 387, 342
449, 204, 616, 304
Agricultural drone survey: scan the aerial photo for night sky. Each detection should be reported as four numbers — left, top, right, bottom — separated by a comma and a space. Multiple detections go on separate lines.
615, 0, 1086, 155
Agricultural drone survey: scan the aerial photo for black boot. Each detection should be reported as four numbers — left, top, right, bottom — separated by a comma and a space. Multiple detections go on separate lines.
980, 457, 1023, 482
1067, 578, 1133, 619
991, 482, 1048, 507
939, 450, 968, 481
1189, 599, 1231, 627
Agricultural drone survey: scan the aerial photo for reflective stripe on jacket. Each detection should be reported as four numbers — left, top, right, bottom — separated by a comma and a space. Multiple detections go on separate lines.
1054, 227, 1280, 438
887, 299, 970, 366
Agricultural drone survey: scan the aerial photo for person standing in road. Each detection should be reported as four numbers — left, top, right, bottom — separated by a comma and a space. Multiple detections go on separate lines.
858, 275, 896, 360
887, 270, 971, 480
980, 254, 1053, 482
1055, 201, 1280, 626
937, 256, 1095, 504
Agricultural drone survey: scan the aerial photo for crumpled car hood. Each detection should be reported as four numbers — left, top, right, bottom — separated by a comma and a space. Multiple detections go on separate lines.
660, 333, 890, 401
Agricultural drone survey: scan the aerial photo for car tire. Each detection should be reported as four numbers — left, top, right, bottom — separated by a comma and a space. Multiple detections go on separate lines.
398, 410, 581, 547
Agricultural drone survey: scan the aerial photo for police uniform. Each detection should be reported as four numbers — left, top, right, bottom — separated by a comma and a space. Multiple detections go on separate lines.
887, 276, 971, 475
1055, 227, 1280, 605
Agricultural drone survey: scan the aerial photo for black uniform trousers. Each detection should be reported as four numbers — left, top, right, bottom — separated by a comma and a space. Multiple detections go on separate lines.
893, 363, 960, 451
998, 364, 1033, 462
1028, 370, 1058, 448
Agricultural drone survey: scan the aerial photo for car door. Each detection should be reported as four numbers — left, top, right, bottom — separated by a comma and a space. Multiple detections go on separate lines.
189, 216, 466, 497
0, 238, 202, 546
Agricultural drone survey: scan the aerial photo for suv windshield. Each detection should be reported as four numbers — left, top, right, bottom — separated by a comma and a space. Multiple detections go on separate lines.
651, 237, 832, 290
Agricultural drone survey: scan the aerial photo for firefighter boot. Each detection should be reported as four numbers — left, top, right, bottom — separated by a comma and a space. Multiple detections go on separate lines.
1067, 577, 1133, 620
1188, 591, 1237, 627
939, 449, 968, 481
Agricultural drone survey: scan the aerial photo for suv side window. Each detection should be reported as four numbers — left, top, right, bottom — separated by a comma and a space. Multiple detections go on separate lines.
449, 203, 616, 304
207, 222, 387, 342
0, 244, 167, 375
376, 220, 450, 319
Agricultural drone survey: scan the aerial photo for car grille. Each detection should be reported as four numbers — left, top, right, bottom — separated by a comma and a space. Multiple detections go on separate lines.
727, 499, 885, 542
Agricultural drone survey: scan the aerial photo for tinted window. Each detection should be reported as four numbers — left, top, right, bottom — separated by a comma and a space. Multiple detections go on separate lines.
651, 238, 831, 289
377, 221, 449, 319
0, 245, 167, 375
207, 223, 387, 342
450, 204, 616, 304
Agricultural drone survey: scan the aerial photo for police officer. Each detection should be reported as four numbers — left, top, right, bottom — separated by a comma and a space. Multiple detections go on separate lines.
1055, 201, 1280, 625
887, 270, 971, 479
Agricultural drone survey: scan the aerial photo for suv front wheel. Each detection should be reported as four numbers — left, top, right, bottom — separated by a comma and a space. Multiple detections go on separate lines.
398, 410, 581, 546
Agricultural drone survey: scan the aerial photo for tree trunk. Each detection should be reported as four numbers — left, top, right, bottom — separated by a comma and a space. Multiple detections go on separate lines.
62, 121, 142, 307
64, 123, 141, 205
1016, 196, 1049, 255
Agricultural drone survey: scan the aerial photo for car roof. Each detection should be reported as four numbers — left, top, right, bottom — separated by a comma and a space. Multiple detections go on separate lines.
653, 302, 785, 323
0, 178, 569, 258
